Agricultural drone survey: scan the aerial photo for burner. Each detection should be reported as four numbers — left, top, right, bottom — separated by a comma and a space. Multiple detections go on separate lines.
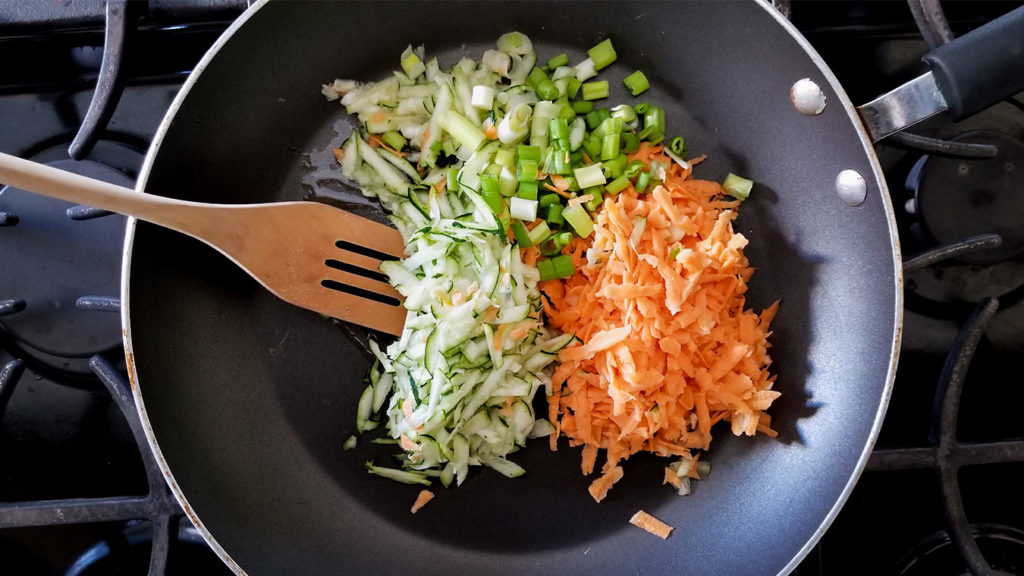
0, 157, 128, 374
915, 130, 1024, 265
895, 524, 1024, 576
65, 519, 233, 576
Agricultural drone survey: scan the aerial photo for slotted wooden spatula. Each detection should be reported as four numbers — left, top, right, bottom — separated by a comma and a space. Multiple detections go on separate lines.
0, 152, 407, 335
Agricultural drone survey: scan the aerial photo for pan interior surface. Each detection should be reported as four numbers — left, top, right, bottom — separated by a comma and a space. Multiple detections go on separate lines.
127, 2, 899, 575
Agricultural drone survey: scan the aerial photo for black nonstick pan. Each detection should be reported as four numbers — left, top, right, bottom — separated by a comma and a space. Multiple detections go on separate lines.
120, 1, 1024, 574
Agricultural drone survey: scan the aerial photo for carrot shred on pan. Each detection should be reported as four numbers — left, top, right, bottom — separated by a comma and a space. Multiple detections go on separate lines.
630, 510, 674, 539
410, 489, 435, 514
541, 149, 779, 503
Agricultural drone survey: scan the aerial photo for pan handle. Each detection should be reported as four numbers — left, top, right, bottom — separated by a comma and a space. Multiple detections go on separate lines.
922, 5, 1024, 121
856, 5, 1024, 142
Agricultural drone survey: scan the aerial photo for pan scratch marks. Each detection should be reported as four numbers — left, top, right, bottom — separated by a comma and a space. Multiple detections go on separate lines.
269, 328, 292, 358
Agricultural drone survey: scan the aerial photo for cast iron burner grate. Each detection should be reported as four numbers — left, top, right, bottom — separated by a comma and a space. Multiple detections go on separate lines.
0, 351, 180, 567
0, 157, 129, 378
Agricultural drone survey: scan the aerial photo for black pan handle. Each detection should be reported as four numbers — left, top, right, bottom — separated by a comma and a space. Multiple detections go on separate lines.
922, 5, 1024, 121
857, 5, 1024, 141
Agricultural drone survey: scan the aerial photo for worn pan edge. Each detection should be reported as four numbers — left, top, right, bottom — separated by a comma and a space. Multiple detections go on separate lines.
119, 1, 905, 575
755, 1, 904, 574
121, 1, 270, 574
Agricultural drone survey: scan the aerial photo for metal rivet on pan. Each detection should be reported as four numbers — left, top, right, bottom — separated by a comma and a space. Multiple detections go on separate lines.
791, 78, 826, 115
836, 169, 867, 206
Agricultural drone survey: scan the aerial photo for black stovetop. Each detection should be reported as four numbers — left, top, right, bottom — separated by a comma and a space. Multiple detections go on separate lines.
2, 2, 1023, 575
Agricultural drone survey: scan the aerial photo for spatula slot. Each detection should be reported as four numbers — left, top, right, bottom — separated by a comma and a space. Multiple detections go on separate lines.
321, 279, 402, 307
335, 239, 401, 262
324, 258, 390, 283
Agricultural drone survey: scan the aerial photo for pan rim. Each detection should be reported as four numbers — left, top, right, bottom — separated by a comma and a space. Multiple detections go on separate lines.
754, 4, 903, 576
122, 0, 269, 574
120, 1, 904, 575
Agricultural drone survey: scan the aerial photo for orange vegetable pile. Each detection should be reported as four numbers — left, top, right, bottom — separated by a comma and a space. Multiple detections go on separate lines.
541, 145, 779, 502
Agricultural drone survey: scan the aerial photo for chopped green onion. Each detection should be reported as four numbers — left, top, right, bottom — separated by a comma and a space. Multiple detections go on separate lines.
552, 76, 570, 99
637, 105, 666, 144
584, 108, 609, 130
527, 67, 559, 100
518, 180, 538, 200
580, 134, 602, 160
509, 196, 538, 221
527, 220, 551, 245
497, 31, 531, 55
381, 130, 407, 151
622, 70, 650, 96
530, 100, 560, 149
574, 163, 607, 189
601, 133, 620, 161
587, 38, 617, 71
584, 188, 604, 212
439, 110, 486, 150
574, 57, 597, 82
610, 104, 638, 129
571, 100, 594, 114
400, 49, 425, 79
624, 159, 646, 180
567, 77, 582, 99
549, 117, 570, 140
595, 116, 623, 140
634, 102, 650, 114
669, 136, 687, 157
563, 203, 595, 237
498, 165, 519, 196
471, 85, 495, 110
494, 148, 515, 168
602, 154, 627, 178
498, 103, 533, 145
343, 435, 358, 451
621, 132, 641, 154
510, 220, 533, 247
517, 145, 542, 163
536, 258, 557, 281
581, 80, 610, 101
635, 169, 652, 194
517, 158, 539, 182
605, 174, 631, 195
722, 173, 754, 200
543, 147, 571, 175
479, 173, 504, 214
539, 231, 572, 255
547, 53, 570, 69
553, 231, 572, 248
546, 203, 564, 225
446, 167, 460, 193
539, 193, 561, 208
550, 253, 576, 277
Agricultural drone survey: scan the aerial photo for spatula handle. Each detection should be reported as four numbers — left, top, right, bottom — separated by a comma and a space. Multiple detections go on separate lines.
0, 151, 198, 232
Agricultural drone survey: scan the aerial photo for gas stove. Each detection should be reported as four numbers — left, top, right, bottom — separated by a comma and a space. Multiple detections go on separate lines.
1, 2, 1023, 574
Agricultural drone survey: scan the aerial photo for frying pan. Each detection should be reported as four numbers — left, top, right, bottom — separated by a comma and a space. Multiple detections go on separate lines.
119, 1, 1021, 574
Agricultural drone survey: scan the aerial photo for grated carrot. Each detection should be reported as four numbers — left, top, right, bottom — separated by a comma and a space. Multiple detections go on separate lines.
541, 149, 779, 502
410, 489, 435, 514
629, 510, 674, 539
